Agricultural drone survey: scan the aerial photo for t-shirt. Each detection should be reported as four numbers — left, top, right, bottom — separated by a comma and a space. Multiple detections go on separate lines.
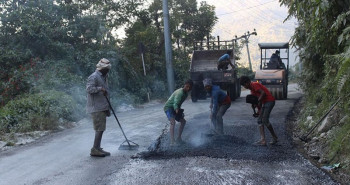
211, 85, 231, 114
164, 88, 188, 112
249, 82, 275, 104
218, 54, 230, 62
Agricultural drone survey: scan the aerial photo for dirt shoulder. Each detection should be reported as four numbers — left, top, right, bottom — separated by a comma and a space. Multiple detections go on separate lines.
286, 96, 350, 185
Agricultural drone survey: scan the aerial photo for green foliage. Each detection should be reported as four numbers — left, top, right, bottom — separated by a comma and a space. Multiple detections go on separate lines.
328, 117, 350, 170
121, 0, 217, 94
0, 0, 147, 132
237, 67, 254, 80
0, 90, 78, 133
281, 0, 350, 173
0, 0, 218, 133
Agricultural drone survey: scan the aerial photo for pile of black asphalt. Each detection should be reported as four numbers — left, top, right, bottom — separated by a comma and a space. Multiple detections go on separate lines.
134, 110, 298, 163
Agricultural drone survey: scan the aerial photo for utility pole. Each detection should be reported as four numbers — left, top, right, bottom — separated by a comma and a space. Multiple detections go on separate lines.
162, 0, 175, 94
234, 29, 257, 71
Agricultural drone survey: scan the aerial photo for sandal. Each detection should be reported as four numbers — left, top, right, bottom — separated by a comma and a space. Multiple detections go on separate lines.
269, 138, 278, 145
253, 140, 267, 146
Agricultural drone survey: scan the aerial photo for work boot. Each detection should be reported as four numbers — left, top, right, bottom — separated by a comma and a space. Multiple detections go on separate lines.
90, 147, 105, 157
99, 148, 111, 156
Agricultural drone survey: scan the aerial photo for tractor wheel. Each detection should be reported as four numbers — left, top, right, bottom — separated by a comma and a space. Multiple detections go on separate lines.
283, 84, 288, 99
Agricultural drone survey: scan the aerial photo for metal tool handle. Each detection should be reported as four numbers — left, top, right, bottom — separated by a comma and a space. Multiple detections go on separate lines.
105, 96, 132, 146
301, 98, 341, 139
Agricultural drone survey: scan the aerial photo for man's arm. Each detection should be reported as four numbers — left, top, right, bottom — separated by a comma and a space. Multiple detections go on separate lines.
257, 89, 265, 106
173, 90, 183, 113
211, 91, 219, 115
86, 75, 101, 94
228, 59, 234, 68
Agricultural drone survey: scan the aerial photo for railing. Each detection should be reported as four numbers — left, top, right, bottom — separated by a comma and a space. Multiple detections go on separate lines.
193, 38, 234, 51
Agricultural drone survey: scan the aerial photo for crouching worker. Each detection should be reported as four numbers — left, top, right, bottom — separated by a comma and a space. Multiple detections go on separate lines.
203, 78, 231, 135
240, 76, 278, 146
164, 79, 193, 145
217, 51, 234, 70
86, 58, 112, 157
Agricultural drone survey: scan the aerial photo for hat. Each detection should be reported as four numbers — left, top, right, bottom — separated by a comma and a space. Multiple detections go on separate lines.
96, 58, 111, 70
203, 78, 212, 87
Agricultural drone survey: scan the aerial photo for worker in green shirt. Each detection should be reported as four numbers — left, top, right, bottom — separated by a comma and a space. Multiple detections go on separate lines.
164, 79, 193, 146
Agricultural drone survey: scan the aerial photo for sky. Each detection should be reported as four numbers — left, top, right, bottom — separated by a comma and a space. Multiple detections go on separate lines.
198, 0, 299, 69
119, 0, 299, 69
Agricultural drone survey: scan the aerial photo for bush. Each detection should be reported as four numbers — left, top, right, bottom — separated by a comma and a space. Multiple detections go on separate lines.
0, 90, 79, 133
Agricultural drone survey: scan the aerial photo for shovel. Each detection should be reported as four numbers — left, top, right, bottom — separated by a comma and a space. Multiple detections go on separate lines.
105, 96, 139, 150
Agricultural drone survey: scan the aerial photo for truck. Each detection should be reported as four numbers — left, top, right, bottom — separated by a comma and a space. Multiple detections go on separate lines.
255, 42, 289, 99
189, 40, 241, 102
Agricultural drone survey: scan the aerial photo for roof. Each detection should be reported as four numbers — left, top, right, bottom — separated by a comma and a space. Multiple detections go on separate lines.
258, 42, 289, 49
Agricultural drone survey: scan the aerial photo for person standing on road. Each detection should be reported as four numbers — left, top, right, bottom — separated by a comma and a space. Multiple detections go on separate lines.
203, 78, 231, 135
86, 58, 112, 157
164, 79, 193, 145
217, 51, 234, 70
240, 76, 278, 146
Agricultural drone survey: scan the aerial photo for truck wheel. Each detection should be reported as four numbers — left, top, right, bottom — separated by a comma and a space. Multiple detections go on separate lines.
236, 80, 241, 98
191, 96, 198, 102
191, 87, 198, 102
228, 84, 236, 101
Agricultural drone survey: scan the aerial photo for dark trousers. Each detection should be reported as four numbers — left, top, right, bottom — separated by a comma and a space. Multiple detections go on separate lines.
212, 103, 231, 134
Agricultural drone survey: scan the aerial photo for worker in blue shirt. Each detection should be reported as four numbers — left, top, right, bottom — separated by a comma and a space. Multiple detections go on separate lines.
217, 51, 234, 70
203, 78, 231, 135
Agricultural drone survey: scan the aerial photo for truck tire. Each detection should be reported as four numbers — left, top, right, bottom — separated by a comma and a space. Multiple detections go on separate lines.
191, 96, 198, 102
191, 86, 198, 102
236, 80, 241, 98
228, 84, 236, 101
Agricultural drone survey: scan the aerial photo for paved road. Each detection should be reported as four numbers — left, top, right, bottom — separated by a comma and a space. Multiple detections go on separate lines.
0, 84, 338, 185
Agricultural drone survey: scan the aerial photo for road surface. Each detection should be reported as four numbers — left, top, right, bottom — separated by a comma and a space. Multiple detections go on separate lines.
0, 84, 339, 185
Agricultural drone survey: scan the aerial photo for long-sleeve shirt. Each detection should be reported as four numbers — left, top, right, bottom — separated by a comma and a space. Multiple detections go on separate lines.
86, 70, 110, 114
164, 88, 188, 112
211, 85, 230, 115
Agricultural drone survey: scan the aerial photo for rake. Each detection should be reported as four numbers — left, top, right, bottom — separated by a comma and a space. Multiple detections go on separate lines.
105, 96, 139, 150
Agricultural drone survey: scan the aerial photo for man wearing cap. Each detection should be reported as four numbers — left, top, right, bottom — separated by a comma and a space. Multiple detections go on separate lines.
203, 78, 231, 135
86, 58, 112, 157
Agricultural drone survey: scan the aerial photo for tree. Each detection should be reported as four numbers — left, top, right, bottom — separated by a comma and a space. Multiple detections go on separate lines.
121, 0, 217, 95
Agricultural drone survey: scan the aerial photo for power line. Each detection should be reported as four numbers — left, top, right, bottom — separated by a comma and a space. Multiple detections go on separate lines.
216, 0, 275, 16
245, 0, 296, 26
217, 0, 266, 28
